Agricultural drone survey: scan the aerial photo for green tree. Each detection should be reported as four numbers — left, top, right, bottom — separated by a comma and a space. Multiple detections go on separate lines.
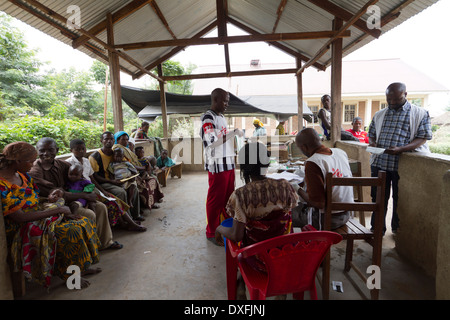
145, 60, 196, 94
46, 67, 103, 121
0, 13, 55, 114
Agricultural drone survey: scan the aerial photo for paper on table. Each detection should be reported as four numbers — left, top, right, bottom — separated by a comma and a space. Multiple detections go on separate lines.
366, 146, 385, 155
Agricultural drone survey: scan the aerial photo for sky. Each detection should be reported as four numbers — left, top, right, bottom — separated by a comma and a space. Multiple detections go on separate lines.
9, 0, 450, 115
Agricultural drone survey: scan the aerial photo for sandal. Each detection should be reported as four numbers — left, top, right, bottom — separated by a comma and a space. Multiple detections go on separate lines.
107, 241, 123, 250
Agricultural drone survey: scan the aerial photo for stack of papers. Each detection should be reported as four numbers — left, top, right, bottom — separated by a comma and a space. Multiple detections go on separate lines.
267, 171, 304, 183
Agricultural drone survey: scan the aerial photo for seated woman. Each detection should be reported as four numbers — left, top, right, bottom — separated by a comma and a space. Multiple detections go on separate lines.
215, 142, 298, 299
216, 142, 299, 247
0, 142, 101, 289
113, 131, 163, 211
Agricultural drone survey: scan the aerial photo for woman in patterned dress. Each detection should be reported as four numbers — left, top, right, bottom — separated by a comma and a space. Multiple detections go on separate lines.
0, 142, 101, 289
216, 142, 299, 248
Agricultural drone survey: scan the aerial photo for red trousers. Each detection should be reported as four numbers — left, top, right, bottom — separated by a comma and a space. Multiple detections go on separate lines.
206, 169, 235, 238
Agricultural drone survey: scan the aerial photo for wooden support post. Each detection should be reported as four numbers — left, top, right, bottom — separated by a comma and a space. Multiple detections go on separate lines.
330, 17, 343, 145
106, 13, 124, 132
296, 57, 304, 133
157, 64, 169, 140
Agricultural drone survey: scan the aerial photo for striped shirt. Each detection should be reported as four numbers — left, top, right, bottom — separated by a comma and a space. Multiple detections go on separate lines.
368, 102, 432, 171
200, 109, 235, 173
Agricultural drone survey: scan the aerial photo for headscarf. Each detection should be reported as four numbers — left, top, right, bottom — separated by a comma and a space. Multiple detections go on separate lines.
0, 141, 37, 162
114, 131, 129, 144
253, 119, 264, 127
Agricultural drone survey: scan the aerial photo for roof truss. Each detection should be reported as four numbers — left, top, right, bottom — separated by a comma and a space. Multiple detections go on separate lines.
4, 0, 417, 81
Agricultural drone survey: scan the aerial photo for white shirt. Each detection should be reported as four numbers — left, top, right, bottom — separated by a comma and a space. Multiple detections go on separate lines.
65, 154, 94, 180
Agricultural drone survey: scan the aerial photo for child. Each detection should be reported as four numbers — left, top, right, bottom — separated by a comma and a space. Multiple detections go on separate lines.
134, 146, 154, 175
135, 149, 165, 205
107, 148, 139, 208
43, 188, 66, 209
66, 163, 97, 212
156, 149, 175, 171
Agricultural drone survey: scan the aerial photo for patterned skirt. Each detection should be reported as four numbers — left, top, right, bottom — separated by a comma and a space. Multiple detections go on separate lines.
8, 215, 100, 287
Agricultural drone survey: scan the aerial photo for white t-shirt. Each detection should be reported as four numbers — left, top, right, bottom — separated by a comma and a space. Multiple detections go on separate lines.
306, 148, 354, 213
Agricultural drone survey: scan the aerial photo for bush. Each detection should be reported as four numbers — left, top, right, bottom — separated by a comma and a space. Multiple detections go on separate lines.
0, 116, 106, 154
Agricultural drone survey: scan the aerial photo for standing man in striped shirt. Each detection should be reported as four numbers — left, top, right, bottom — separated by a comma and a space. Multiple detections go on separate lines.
200, 88, 244, 245
368, 82, 432, 234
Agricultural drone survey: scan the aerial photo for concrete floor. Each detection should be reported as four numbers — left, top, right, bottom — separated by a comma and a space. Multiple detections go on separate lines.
18, 171, 435, 300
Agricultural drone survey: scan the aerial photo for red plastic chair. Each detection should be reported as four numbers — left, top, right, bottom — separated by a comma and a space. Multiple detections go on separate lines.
226, 231, 342, 300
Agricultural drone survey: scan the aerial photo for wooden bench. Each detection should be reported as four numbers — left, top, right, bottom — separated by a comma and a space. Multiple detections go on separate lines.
321, 170, 386, 300
156, 162, 183, 187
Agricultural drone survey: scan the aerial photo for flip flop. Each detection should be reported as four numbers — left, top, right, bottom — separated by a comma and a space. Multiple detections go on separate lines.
107, 241, 123, 250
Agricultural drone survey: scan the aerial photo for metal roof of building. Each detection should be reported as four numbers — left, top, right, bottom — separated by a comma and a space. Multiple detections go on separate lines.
0, 0, 440, 78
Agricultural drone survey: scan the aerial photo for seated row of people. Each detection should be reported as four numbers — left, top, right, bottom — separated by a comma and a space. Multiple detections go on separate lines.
0, 130, 171, 291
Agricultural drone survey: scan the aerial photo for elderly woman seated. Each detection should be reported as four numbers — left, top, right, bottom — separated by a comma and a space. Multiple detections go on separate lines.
0, 142, 101, 289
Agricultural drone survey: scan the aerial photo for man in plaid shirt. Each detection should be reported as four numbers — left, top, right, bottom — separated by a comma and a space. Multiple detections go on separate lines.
368, 82, 432, 234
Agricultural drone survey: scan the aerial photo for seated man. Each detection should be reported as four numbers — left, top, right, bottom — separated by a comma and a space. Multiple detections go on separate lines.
293, 128, 354, 230
89, 131, 143, 221
29, 137, 122, 250
346, 117, 369, 143
156, 149, 176, 170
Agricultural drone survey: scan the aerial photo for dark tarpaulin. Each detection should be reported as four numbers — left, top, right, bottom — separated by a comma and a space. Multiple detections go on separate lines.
121, 85, 312, 122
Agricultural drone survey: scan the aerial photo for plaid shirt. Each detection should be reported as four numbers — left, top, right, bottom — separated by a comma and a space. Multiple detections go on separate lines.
368, 102, 432, 171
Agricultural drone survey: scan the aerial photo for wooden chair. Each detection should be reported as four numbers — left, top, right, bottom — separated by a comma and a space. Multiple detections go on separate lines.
156, 168, 171, 187
170, 162, 183, 179
156, 162, 183, 187
321, 170, 386, 300
348, 160, 365, 226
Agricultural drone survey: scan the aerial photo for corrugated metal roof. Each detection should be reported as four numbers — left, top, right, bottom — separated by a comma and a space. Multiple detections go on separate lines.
0, 0, 440, 77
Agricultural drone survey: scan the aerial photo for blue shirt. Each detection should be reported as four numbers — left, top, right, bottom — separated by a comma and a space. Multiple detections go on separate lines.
368, 102, 432, 171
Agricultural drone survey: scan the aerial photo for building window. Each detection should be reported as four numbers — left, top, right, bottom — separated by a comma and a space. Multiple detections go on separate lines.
381, 103, 388, 109
409, 98, 422, 107
344, 104, 356, 122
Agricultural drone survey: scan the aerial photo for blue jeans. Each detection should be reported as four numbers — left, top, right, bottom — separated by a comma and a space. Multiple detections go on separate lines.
370, 166, 400, 232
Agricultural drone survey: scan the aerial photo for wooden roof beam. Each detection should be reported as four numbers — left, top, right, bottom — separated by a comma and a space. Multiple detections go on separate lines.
324, 0, 405, 66
132, 20, 218, 79
227, 16, 326, 71
7, 0, 134, 76
272, 0, 288, 33
217, 0, 231, 74
162, 68, 298, 81
150, 1, 177, 39
19, 0, 163, 82
307, 0, 381, 38
117, 30, 351, 50
72, 0, 154, 49
297, 0, 379, 74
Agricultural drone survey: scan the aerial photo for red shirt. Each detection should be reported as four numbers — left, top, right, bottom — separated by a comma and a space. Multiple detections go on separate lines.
346, 129, 369, 143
